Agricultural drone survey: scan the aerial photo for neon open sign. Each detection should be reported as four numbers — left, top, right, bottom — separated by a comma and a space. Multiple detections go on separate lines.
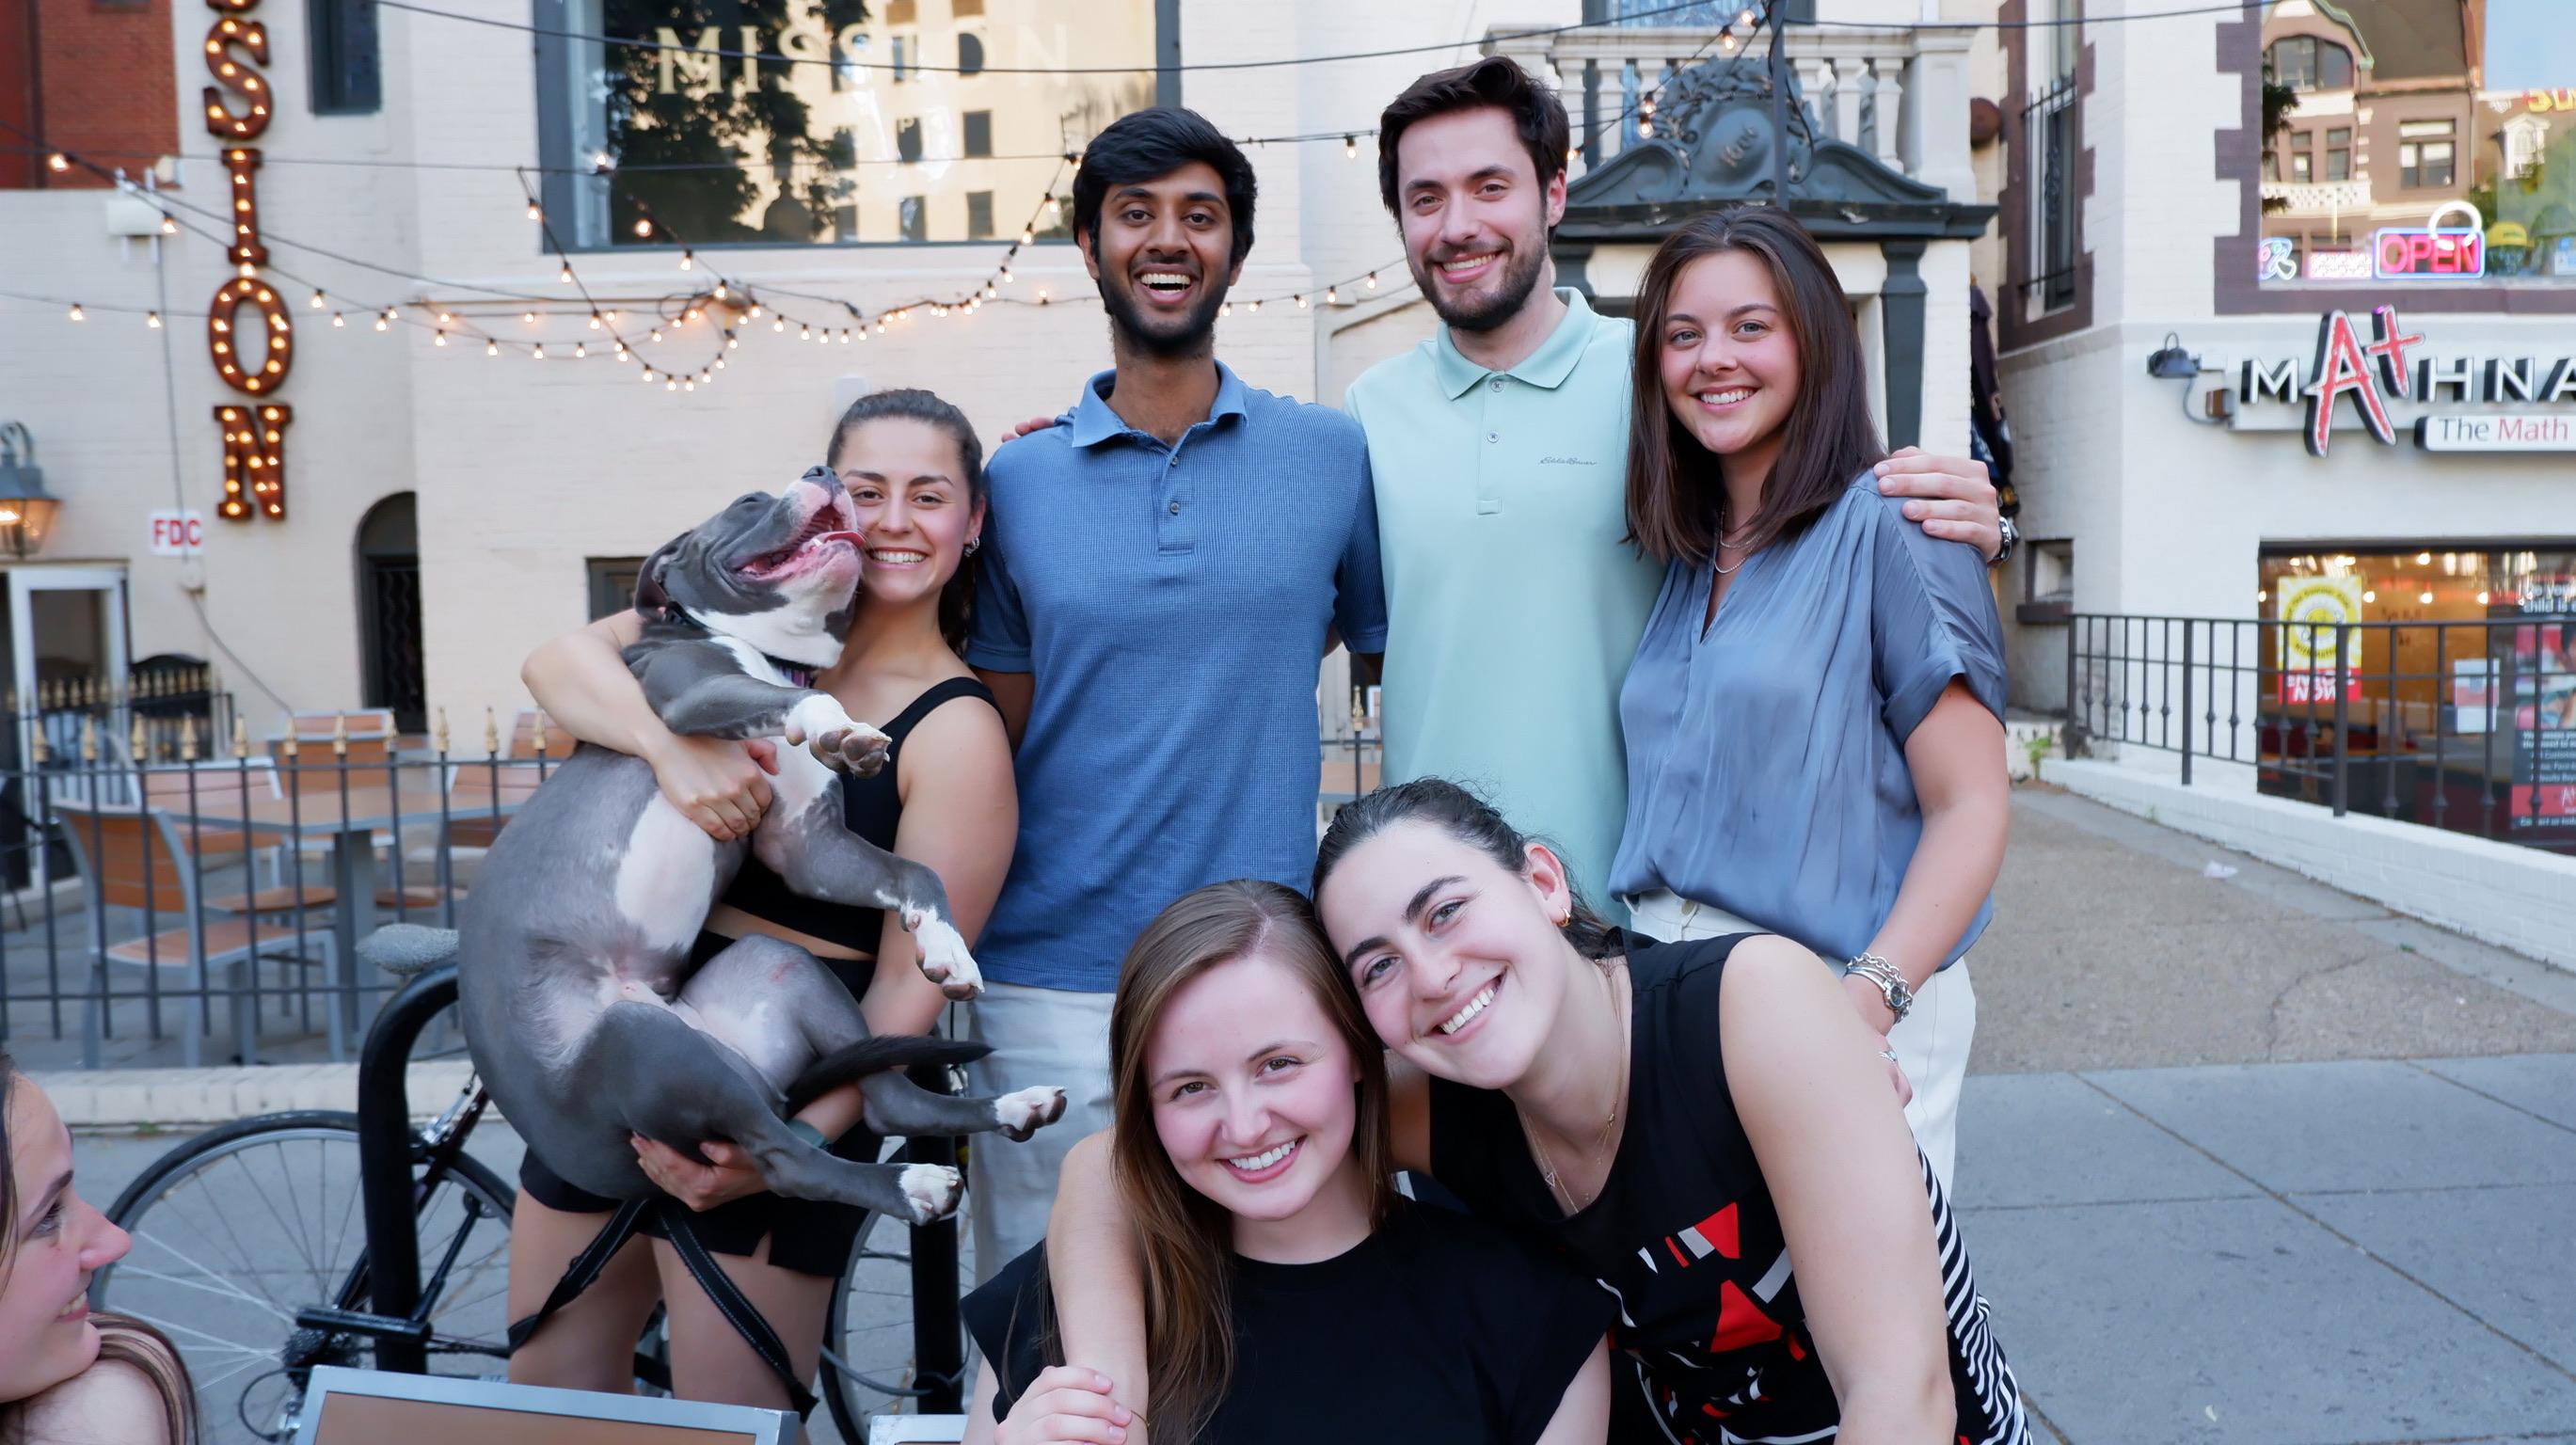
2373, 227, 2485, 280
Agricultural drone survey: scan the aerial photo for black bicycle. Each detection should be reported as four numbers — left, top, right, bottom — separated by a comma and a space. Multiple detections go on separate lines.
92, 947, 969, 1444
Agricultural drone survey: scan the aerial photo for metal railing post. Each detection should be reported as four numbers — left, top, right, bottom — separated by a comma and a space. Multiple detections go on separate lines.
2178, 622, 2194, 786
2330, 625, 2351, 818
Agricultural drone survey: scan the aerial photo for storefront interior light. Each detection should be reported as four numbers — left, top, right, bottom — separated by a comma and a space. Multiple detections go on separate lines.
0, 421, 61, 560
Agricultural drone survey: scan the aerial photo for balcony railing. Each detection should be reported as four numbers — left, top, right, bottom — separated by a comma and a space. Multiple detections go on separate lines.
1484, 16, 1976, 196
2066, 614, 2576, 855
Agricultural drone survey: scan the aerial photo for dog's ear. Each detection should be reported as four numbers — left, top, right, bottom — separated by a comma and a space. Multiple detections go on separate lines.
633, 533, 686, 619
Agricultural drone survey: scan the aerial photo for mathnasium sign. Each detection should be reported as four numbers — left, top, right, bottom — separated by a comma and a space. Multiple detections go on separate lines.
2232, 307, 2576, 456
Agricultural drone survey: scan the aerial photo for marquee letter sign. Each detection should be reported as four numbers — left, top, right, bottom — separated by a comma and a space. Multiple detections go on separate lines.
203, 2, 285, 519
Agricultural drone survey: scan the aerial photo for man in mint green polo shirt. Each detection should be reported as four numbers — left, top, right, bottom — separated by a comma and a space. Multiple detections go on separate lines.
1350, 57, 2006, 911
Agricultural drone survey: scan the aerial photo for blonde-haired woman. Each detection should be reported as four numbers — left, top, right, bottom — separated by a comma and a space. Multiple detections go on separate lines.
2, 1056, 199, 1445
963, 881, 1609, 1445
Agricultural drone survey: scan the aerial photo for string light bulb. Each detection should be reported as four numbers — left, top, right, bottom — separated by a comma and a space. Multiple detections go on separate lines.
1248, 299, 1262, 314
679, 248, 694, 271
161, 216, 178, 235
1327, 285, 1339, 304
1296, 294, 1309, 309
330, 311, 345, 326
574, 341, 587, 358
434, 328, 448, 346
523, 310, 537, 326
799, 324, 812, 341
838, 327, 851, 343
67, 303, 84, 321
748, 304, 762, 319
374, 311, 390, 331
1220, 302, 1232, 317
1365, 272, 1378, 289
726, 333, 739, 349
1344, 135, 1358, 159
526, 199, 543, 222
713, 283, 727, 300
533, 343, 546, 360
559, 263, 574, 284
146, 311, 162, 328
46, 152, 69, 172
486, 340, 500, 357
310, 291, 326, 309
632, 218, 653, 238
773, 317, 785, 332
588, 312, 602, 329
385, 305, 399, 321
650, 327, 664, 343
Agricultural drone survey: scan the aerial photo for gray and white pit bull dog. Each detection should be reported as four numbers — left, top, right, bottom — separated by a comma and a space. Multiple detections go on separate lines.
457, 469, 1064, 1226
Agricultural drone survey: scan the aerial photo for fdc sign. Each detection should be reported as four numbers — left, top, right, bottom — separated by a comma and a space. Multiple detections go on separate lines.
150, 510, 207, 557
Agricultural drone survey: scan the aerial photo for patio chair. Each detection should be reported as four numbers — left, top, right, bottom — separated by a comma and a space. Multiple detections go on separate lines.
54, 799, 340, 1068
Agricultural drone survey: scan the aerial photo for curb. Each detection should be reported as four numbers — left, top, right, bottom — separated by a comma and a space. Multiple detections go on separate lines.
31, 1060, 484, 1130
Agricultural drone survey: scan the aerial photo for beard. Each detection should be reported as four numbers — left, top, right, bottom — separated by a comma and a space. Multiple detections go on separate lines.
1099, 268, 1231, 358
1416, 237, 1550, 334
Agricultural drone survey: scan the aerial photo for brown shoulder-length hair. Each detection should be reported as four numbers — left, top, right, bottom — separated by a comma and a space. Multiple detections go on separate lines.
1095, 881, 1395, 1444
1624, 206, 1887, 565
0, 1061, 200, 1445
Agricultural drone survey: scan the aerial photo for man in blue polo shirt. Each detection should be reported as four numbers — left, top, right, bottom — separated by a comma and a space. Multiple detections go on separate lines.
963, 107, 1386, 1275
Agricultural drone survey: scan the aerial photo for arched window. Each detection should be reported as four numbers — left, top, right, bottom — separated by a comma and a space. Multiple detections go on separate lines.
355, 493, 426, 733
958, 33, 985, 77
2265, 36, 2353, 92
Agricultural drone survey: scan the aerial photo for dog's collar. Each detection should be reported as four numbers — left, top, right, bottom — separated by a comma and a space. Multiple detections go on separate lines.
657, 605, 819, 689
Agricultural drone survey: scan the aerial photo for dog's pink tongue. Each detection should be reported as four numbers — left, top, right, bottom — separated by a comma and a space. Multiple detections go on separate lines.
811, 530, 865, 549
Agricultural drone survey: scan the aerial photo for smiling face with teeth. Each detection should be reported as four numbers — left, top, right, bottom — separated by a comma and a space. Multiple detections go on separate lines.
1143, 953, 1375, 1247
1318, 820, 1583, 1094
833, 415, 983, 617
1392, 106, 1564, 336
1081, 160, 1244, 360
1656, 248, 1803, 497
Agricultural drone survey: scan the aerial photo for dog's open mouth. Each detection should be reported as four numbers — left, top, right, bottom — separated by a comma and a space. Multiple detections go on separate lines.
742, 500, 862, 580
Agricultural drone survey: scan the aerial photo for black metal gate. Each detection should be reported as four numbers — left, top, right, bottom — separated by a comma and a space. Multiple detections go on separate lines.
362, 554, 426, 733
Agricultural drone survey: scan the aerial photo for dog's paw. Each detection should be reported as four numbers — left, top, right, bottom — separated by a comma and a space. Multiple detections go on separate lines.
820, 722, 891, 777
906, 910, 984, 1000
898, 1163, 965, 1225
992, 1086, 1067, 1142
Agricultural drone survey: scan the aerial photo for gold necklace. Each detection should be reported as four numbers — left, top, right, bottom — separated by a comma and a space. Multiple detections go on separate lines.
1522, 962, 1630, 1213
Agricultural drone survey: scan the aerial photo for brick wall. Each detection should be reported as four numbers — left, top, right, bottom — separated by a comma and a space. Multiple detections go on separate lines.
13, 0, 178, 188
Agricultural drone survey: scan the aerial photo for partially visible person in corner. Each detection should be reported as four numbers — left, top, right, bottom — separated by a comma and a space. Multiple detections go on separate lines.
1, 1056, 199, 1445
1608, 207, 2010, 1191
965, 881, 1608, 1445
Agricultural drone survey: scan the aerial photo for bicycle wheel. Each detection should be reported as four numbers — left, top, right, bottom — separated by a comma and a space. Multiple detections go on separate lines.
820, 1139, 975, 1442
94, 1111, 516, 1445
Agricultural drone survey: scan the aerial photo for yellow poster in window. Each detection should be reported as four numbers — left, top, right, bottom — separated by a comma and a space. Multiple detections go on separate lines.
2279, 575, 2365, 703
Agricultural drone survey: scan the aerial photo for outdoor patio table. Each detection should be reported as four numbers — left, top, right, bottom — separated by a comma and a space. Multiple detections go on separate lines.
161, 782, 525, 1056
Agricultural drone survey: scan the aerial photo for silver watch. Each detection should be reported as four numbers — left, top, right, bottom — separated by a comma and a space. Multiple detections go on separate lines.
1841, 953, 1915, 1024
1990, 514, 2019, 567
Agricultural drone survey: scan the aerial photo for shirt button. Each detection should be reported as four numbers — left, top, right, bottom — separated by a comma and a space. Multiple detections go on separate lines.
1487, 431, 1499, 443
1167, 454, 1179, 467
1489, 378, 1504, 392
1168, 500, 1182, 515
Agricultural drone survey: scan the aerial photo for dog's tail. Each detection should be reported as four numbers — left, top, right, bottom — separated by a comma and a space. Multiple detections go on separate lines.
783, 1036, 993, 1115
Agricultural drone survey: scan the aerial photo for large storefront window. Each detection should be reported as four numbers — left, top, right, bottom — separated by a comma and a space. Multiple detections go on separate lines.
2250, 1, 2576, 290
2254, 546, 2576, 850
544, 0, 1156, 249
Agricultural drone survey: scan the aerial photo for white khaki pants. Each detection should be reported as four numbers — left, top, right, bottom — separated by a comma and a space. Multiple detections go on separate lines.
962, 979, 1117, 1283
1626, 890, 1976, 1193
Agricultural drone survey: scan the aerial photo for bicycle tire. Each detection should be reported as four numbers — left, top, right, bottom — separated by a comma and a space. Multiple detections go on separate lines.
95, 1110, 517, 1444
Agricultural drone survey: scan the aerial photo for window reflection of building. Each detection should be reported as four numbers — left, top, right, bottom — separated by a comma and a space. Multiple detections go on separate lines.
543, 0, 1156, 248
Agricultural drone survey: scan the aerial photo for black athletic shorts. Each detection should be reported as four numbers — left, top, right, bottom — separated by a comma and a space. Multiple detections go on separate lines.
513, 929, 886, 1279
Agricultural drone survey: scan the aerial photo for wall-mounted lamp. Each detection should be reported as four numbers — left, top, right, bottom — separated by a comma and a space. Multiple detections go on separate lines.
0, 422, 61, 560
2145, 332, 2201, 379
2145, 334, 2233, 425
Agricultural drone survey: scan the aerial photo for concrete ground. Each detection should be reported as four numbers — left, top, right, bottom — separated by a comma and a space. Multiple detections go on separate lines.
40, 787, 2576, 1444
1959, 789, 2576, 1445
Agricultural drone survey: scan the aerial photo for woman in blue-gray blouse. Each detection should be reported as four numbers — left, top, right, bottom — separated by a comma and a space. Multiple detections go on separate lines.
1607, 208, 2009, 1190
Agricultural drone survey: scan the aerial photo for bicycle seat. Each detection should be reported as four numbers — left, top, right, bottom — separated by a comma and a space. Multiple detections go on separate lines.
358, 923, 461, 977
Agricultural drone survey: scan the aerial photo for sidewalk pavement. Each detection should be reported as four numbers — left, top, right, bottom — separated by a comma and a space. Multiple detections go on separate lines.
1959, 789, 2576, 1444
39, 788, 2576, 1444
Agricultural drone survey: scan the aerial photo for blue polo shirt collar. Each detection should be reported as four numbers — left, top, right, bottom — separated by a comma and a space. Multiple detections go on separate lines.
1428, 287, 1601, 399
1065, 361, 1252, 448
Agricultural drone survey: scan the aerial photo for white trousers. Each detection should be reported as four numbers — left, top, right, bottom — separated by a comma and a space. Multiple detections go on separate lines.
962, 979, 1118, 1283
1625, 889, 1976, 1193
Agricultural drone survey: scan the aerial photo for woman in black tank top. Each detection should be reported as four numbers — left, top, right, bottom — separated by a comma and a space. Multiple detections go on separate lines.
1045, 780, 2029, 1444
506, 389, 1016, 1412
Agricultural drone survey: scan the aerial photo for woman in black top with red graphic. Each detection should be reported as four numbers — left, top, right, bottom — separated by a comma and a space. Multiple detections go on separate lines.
507, 389, 1015, 1412
1048, 780, 2027, 1444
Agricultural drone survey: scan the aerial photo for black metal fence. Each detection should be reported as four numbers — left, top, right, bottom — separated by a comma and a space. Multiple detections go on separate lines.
0, 701, 560, 1068
2067, 613, 2576, 854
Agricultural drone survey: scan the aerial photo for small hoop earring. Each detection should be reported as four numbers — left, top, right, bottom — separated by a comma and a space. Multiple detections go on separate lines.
963, 536, 981, 555
1553, 911, 1570, 928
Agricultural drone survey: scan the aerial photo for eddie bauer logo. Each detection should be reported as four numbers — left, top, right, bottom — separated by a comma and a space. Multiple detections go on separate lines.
2248, 305, 2576, 457
1537, 455, 1598, 466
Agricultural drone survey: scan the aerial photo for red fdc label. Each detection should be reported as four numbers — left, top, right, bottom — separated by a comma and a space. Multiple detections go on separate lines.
2373, 228, 2485, 280
2280, 668, 2359, 705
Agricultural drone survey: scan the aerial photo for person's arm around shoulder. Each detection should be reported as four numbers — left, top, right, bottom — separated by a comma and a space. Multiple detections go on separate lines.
1045, 1133, 1153, 1443
1533, 1341, 1612, 1445
1872, 449, 2002, 562
1720, 935, 1953, 1441
962, 488, 1039, 750
520, 608, 776, 840
14, 1358, 174, 1445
